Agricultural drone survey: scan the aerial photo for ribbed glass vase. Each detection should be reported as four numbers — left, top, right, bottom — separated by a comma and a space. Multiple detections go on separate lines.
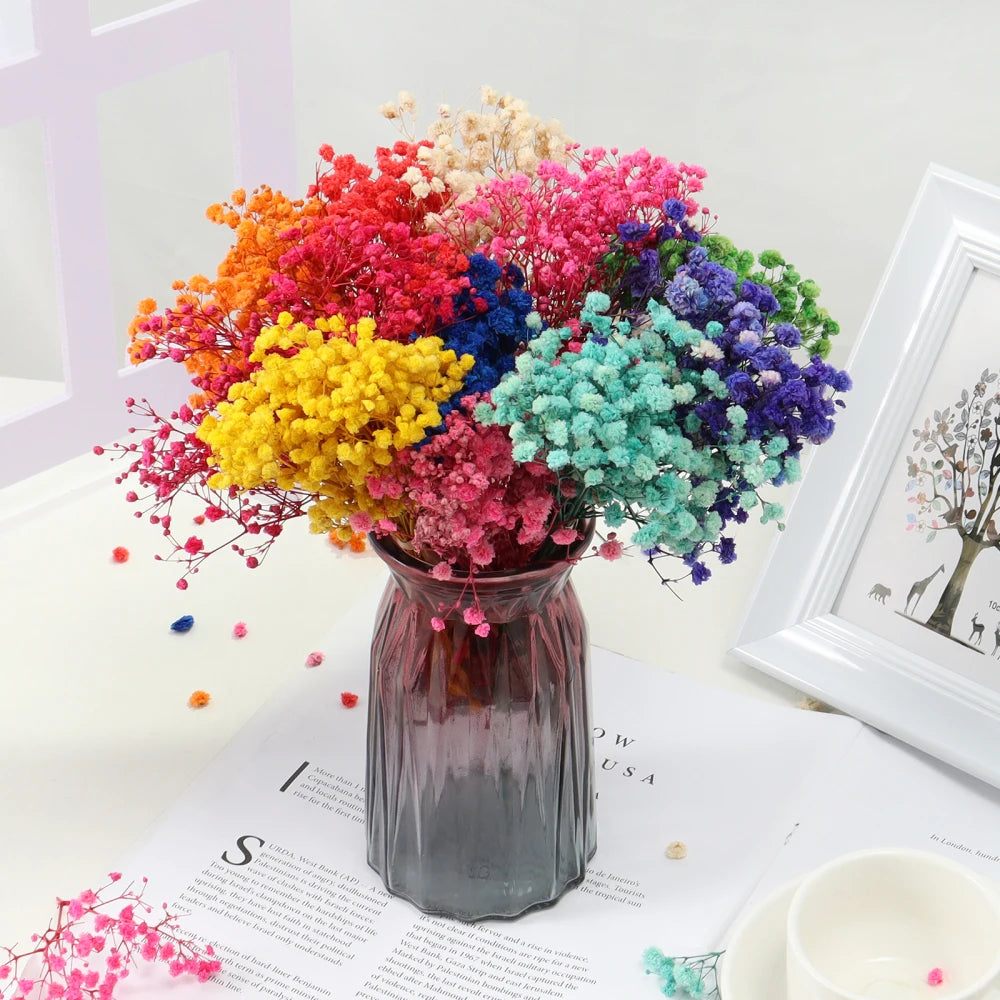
365, 528, 595, 921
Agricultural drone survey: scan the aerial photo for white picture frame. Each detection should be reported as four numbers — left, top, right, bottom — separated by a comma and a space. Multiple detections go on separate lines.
732, 164, 1000, 790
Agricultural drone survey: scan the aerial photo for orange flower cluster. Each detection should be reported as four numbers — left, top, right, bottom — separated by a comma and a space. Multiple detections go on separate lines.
329, 529, 367, 552
128, 186, 325, 408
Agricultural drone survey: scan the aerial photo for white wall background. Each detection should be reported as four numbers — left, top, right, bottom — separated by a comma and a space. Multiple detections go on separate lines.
2, 0, 1000, 481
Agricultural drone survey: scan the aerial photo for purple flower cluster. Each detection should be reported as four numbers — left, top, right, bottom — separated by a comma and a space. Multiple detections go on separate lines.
663, 246, 739, 327
662, 247, 851, 454
648, 246, 851, 584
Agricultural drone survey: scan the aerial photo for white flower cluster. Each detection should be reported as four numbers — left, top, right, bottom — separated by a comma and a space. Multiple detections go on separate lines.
691, 340, 725, 361
400, 164, 446, 201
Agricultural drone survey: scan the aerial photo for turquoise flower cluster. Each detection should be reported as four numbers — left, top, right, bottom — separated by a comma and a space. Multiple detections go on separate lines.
476, 293, 797, 564
642, 947, 722, 998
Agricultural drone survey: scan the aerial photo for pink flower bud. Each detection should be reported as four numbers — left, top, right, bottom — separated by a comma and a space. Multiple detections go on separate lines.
598, 538, 624, 561
551, 526, 579, 545
463, 607, 485, 626
348, 511, 374, 533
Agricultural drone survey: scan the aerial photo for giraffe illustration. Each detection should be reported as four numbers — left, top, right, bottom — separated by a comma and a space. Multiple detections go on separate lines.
905, 564, 945, 616
969, 613, 985, 645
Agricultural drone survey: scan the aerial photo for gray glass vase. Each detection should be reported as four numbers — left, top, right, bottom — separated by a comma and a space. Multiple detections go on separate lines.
365, 529, 595, 921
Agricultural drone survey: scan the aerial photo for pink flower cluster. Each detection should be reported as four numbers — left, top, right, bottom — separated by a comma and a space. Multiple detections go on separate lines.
0, 874, 220, 999
456, 149, 708, 328
373, 403, 558, 570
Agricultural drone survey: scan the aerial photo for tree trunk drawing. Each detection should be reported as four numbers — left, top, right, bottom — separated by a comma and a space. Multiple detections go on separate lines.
925, 533, 985, 636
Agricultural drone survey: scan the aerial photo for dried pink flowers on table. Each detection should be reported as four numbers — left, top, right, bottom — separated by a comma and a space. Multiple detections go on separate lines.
0, 874, 221, 997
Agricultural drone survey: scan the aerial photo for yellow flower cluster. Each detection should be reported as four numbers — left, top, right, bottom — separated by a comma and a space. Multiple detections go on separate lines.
197, 313, 473, 530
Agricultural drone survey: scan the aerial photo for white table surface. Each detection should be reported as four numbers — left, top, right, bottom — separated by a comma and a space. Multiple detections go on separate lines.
0, 449, 802, 943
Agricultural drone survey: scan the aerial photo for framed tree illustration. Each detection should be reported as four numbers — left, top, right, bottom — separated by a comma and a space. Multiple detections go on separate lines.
905, 373, 1000, 643
733, 165, 1000, 790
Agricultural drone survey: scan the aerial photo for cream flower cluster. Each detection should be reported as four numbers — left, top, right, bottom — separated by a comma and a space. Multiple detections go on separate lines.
380, 86, 575, 204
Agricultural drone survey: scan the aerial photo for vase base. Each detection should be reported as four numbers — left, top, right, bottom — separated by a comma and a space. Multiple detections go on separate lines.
368, 843, 598, 923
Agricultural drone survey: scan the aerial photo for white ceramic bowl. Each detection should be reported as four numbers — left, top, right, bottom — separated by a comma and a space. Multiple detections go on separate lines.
787, 849, 1000, 1000
719, 878, 800, 1000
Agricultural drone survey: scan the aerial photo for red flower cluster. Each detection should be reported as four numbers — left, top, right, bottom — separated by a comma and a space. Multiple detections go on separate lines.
270, 142, 471, 341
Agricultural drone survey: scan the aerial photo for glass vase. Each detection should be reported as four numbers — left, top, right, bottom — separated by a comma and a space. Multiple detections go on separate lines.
365, 529, 596, 921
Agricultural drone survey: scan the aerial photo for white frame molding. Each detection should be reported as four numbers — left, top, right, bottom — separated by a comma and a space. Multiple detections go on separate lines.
732, 165, 1000, 790
0, 0, 295, 489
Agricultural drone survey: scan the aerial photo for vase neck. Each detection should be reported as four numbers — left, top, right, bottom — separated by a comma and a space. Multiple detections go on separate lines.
371, 534, 588, 622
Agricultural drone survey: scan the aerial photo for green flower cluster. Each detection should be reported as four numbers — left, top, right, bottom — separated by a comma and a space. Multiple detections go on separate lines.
475, 293, 793, 558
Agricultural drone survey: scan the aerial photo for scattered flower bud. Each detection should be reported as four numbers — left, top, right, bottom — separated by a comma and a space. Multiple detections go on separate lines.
188, 690, 211, 708
170, 614, 195, 633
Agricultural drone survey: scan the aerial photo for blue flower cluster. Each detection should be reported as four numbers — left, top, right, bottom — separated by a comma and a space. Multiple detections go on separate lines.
436, 254, 533, 412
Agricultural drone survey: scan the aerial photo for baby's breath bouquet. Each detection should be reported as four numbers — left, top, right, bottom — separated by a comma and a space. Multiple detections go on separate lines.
104, 87, 850, 621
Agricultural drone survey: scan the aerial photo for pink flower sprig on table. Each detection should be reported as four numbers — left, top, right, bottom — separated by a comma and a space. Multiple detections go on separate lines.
101, 398, 317, 588
0, 873, 221, 999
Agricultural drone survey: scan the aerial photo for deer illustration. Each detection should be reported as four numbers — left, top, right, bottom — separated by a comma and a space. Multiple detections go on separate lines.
993, 625, 1000, 658
905, 565, 945, 616
969, 613, 985, 645
868, 583, 891, 604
